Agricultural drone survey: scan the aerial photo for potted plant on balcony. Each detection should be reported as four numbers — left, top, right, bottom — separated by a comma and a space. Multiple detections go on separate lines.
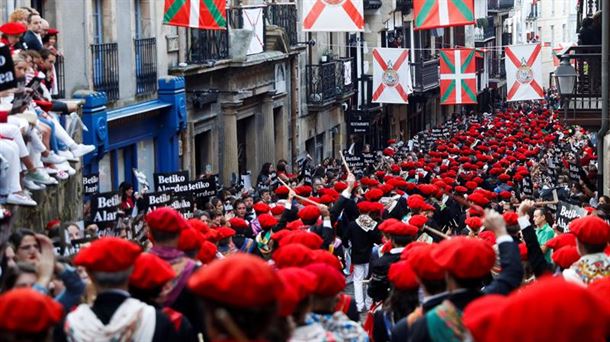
320, 48, 334, 63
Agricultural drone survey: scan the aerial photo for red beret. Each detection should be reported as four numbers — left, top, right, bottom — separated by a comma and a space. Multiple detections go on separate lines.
364, 188, 384, 202
178, 227, 204, 252
275, 186, 290, 196
418, 184, 438, 197
545, 233, 576, 251
270, 205, 285, 216
334, 182, 348, 192
253, 202, 271, 214
479, 230, 496, 246
216, 226, 236, 240
464, 277, 610, 342
280, 230, 323, 249
408, 215, 428, 229
388, 260, 419, 290
407, 196, 426, 210
404, 244, 445, 281
298, 206, 321, 222
47, 28, 59, 35
399, 241, 428, 260
369, 202, 385, 215
202, 229, 220, 243
272, 244, 314, 269
285, 219, 305, 231
467, 192, 490, 207
378, 218, 401, 233
295, 185, 313, 197
277, 268, 318, 317
74, 237, 141, 272
454, 185, 468, 194
0, 22, 27, 35
46, 219, 61, 230
465, 217, 483, 232
552, 246, 581, 269
503, 212, 519, 226
319, 194, 335, 205
129, 253, 176, 289
497, 174, 511, 183
146, 207, 189, 233
465, 181, 478, 190
188, 219, 210, 234
196, 241, 218, 264
385, 222, 418, 236
258, 214, 278, 230
188, 254, 282, 308
499, 190, 512, 200
304, 263, 345, 296
229, 217, 249, 230
432, 237, 495, 279
568, 215, 610, 245
0, 289, 62, 333
310, 250, 342, 270
357, 201, 372, 213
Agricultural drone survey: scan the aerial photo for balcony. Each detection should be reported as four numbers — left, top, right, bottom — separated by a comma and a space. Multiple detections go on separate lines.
475, 17, 495, 42
266, 3, 298, 46
488, 0, 514, 12
577, 0, 601, 31
559, 45, 603, 128
306, 58, 356, 110
134, 37, 158, 96
411, 59, 440, 93
54, 54, 65, 99
396, 0, 413, 13
91, 42, 120, 101
365, 0, 382, 10
490, 55, 506, 79
526, 3, 539, 20
188, 29, 230, 64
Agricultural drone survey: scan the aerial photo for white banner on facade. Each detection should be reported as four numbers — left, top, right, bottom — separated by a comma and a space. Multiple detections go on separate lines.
505, 43, 544, 102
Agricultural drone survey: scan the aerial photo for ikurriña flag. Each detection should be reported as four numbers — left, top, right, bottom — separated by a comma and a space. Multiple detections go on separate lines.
439, 48, 477, 105
163, 0, 227, 30
414, 0, 475, 30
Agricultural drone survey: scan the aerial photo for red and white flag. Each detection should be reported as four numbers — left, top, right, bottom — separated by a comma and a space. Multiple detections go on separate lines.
505, 44, 544, 102
372, 48, 413, 104
303, 0, 364, 32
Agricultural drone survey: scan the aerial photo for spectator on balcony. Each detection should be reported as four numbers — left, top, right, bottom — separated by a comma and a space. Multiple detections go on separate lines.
22, 12, 43, 51
0, 22, 28, 53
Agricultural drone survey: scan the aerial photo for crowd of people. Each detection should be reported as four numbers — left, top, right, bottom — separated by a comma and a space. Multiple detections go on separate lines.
0, 89, 609, 341
0, 7, 94, 206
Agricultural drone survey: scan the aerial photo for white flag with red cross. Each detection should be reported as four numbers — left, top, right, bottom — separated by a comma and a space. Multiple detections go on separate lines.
505, 44, 544, 102
303, 0, 364, 32
372, 48, 413, 104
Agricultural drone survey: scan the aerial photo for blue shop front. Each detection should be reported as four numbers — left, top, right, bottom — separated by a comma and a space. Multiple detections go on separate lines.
76, 77, 187, 192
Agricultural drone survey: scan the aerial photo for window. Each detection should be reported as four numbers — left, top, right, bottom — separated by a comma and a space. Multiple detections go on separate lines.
550, 25, 555, 49
134, 0, 142, 39
92, 0, 103, 44
551, 0, 555, 16
562, 24, 566, 42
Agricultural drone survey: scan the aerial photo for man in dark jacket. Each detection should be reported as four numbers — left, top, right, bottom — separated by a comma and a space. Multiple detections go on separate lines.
22, 12, 43, 51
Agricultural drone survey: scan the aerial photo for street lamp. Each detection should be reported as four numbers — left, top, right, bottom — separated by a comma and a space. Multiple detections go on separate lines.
554, 56, 577, 96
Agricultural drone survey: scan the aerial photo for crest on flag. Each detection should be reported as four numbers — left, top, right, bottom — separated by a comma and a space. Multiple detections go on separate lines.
440, 49, 477, 105
372, 48, 413, 104
505, 44, 544, 102
163, 0, 227, 30
414, 0, 475, 30
303, 0, 364, 32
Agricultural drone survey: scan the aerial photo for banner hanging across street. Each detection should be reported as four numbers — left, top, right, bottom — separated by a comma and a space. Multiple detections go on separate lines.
505, 43, 544, 102
302, 0, 364, 32
440, 48, 477, 105
163, 0, 227, 30
413, 0, 475, 30
372, 48, 413, 104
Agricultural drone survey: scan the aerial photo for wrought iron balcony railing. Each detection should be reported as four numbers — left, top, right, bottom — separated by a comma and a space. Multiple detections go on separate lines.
189, 28, 230, 64
411, 58, 440, 93
560, 45, 603, 112
266, 3, 298, 46
307, 58, 356, 107
91, 42, 120, 101
365, 0, 382, 10
396, 0, 413, 13
134, 37, 157, 96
